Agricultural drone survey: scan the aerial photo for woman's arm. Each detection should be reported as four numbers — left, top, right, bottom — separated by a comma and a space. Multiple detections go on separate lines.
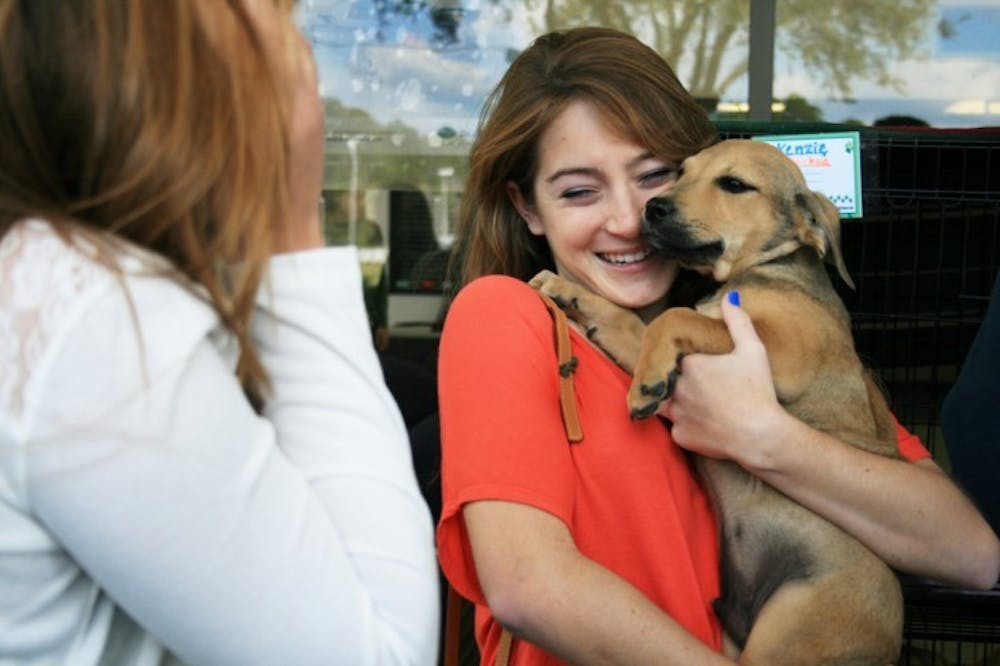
743, 414, 997, 589
463, 500, 734, 666
662, 296, 1000, 590
25, 247, 438, 665
254, 247, 441, 659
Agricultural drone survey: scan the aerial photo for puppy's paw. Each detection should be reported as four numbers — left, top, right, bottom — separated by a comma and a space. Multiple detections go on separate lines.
528, 269, 561, 293
629, 381, 665, 419
630, 400, 660, 421
530, 270, 585, 316
627, 356, 682, 419
530, 270, 645, 373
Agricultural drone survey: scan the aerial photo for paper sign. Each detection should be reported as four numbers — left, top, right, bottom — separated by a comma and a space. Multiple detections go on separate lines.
753, 132, 863, 218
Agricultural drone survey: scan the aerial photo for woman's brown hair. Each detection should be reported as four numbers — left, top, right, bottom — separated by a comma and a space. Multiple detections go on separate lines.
449, 26, 718, 294
0, 0, 299, 406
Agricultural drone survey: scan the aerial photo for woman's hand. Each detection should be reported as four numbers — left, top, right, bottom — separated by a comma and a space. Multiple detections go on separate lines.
279, 30, 326, 253
660, 294, 786, 468
664, 292, 1000, 589
245, 1, 326, 254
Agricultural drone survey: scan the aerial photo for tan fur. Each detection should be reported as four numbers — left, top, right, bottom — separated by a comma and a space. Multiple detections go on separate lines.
531, 139, 903, 665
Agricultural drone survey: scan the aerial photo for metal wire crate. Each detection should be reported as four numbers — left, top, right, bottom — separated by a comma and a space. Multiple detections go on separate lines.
719, 123, 1000, 664
899, 576, 1000, 665
843, 130, 999, 459
716, 122, 1000, 458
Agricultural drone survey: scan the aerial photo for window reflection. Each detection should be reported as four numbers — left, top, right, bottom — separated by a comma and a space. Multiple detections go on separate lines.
772, 1, 1000, 127
303, 0, 999, 137
300, 0, 1000, 331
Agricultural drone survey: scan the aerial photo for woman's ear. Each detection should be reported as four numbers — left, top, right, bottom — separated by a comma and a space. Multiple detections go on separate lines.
506, 181, 544, 236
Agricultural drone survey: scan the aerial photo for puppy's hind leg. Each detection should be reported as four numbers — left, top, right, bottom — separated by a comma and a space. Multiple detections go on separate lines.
738, 574, 902, 666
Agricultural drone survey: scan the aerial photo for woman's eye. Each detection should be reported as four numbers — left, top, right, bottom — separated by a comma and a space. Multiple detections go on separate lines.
562, 187, 596, 200
640, 167, 678, 187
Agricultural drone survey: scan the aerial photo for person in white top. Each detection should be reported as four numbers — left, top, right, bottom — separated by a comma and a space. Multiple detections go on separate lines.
0, 2, 439, 664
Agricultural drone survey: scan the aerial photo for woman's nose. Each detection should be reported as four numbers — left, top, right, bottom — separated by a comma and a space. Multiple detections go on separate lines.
603, 190, 645, 237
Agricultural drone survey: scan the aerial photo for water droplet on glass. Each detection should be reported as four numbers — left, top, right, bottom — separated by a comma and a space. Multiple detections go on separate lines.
396, 79, 423, 111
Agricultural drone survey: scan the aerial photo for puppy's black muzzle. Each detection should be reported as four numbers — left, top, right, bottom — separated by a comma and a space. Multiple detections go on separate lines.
642, 196, 724, 267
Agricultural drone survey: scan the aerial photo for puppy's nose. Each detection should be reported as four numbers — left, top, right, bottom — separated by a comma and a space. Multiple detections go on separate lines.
644, 197, 676, 223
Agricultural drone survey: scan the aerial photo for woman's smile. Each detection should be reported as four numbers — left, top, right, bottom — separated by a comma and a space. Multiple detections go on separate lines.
597, 247, 654, 267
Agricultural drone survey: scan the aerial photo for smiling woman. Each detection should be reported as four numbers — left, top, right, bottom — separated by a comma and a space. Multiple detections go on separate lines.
432, 24, 999, 666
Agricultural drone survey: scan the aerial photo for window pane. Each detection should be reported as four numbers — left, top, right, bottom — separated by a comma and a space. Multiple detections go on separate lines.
770, 0, 1000, 127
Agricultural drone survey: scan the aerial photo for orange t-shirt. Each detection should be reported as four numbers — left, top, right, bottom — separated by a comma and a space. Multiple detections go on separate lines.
435, 275, 928, 665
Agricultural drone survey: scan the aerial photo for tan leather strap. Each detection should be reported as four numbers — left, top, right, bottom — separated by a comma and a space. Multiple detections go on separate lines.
443, 292, 584, 666
495, 627, 514, 666
538, 293, 584, 443
443, 587, 515, 666
443, 584, 462, 666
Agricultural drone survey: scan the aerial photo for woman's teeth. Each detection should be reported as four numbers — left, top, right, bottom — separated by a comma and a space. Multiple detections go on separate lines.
600, 249, 652, 265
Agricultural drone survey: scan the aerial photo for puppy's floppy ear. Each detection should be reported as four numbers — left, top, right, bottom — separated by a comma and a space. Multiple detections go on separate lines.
796, 191, 855, 289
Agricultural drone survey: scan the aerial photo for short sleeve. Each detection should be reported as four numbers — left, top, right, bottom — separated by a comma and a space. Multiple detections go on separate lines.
895, 418, 931, 462
435, 276, 577, 604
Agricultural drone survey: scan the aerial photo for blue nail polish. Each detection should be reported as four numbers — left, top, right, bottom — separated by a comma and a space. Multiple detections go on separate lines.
727, 290, 740, 306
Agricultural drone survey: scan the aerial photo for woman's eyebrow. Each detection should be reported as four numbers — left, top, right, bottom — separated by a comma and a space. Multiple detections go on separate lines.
544, 152, 662, 183
545, 166, 599, 183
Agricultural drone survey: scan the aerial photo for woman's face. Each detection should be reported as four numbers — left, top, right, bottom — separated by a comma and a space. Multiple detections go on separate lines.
508, 99, 680, 316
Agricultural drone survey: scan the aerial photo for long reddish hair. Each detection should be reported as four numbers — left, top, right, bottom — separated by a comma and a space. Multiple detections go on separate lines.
0, 0, 300, 405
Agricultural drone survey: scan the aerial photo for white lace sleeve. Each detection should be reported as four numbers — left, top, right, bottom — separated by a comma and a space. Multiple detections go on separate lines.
0, 220, 112, 429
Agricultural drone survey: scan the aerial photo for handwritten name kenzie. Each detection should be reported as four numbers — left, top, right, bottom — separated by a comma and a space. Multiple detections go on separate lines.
774, 141, 829, 158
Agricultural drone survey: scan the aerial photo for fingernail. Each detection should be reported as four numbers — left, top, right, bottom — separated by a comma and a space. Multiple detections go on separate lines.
727, 290, 740, 306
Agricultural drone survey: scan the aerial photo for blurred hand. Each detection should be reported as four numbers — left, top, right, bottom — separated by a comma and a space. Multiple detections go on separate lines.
659, 294, 785, 463
276, 30, 325, 253
244, 1, 326, 254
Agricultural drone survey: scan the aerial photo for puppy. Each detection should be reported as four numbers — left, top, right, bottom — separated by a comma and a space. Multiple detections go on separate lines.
532, 139, 903, 665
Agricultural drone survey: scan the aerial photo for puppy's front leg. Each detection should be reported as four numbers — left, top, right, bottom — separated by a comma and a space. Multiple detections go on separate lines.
529, 270, 646, 372
628, 308, 734, 419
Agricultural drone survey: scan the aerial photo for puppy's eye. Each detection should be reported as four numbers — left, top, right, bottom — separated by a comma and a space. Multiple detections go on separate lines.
716, 176, 756, 194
